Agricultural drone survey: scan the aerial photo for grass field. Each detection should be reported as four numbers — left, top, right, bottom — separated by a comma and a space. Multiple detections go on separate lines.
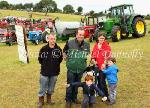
0, 32, 150, 108
0, 10, 150, 108
0, 10, 81, 21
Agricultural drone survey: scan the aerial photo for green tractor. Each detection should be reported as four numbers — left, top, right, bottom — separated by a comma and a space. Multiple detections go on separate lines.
97, 4, 146, 42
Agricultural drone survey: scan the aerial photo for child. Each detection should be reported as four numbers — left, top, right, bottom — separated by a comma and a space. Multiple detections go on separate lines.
102, 57, 119, 105
66, 74, 107, 108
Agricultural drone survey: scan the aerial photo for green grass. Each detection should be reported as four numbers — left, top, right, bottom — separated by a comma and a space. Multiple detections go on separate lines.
0, 32, 150, 108
146, 20, 150, 32
0, 10, 81, 21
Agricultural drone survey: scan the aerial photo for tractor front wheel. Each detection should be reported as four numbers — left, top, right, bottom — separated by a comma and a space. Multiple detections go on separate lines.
112, 26, 121, 42
132, 17, 146, 38
35, 40, 39, 45
42, 31, 48, 43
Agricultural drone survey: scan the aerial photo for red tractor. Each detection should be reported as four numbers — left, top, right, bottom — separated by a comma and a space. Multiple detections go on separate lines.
0, 25, 17, 46
81, 16, 98, 42
35, 21, 46, 32
0, 20, 9, 28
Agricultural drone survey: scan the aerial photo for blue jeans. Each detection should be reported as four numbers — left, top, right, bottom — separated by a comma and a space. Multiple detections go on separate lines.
65, 70, 83, 103
81, 94, 95, 108
109, 84, 117, 103
38, 75, 58, 96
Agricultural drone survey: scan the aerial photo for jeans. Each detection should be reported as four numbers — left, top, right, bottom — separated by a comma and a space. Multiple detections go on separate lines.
65, 70, 83, 103
81, 94, 95, 108
38, 74, 58, 96
109, 84, 117, 103
97, 71, 108, 97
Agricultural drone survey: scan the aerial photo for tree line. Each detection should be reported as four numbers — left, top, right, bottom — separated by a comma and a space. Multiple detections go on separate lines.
1, 0, 149, 18
0, 0, 108, 17
0, 0, 83, 15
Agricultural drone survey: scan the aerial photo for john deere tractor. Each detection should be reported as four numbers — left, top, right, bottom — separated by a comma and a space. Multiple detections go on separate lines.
97, 4, 146, 42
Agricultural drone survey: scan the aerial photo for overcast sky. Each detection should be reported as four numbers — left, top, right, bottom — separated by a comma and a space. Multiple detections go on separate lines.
1, 0, 150, 15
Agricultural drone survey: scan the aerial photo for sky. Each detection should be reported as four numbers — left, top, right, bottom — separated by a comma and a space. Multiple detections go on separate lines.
1, 0, 150, 15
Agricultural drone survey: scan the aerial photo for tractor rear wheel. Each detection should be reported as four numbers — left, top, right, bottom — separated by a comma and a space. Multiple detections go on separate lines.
132, 17, 146, 38
112, 26, 121, 42
42, 31, 48, 43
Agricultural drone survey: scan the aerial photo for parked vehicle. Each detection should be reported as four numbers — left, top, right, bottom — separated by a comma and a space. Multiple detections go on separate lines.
28, 30, 43, 45
0, 25, 16, 46
54, 17, 81, 40
81, 16, 98, 42
0, 21, 8, 28
96, 4, 146, 42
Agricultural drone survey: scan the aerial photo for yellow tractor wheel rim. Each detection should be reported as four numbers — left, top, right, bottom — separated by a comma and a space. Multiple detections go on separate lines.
136, 21, 144, 34
117, 30, 121, 40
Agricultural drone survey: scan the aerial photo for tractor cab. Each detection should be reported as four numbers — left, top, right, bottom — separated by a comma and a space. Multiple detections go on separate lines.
81, 16, 98, 26
109, 4, 135, 34
81, 16, 98, 42
110, 4, 134, 17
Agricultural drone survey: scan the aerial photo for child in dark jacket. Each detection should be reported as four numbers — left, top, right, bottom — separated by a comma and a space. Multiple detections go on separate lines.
67, 75, 107, 108
102, 57, 118, 105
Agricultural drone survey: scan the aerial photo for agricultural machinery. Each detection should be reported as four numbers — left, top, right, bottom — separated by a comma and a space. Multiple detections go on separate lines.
0, 21, 9, 28
35, 18, 82, 43
28, 30, 43, 45
0, 25, 16, 46
81, 16, 99, 42
54, 17, 81, 40
96, 4, 146, 42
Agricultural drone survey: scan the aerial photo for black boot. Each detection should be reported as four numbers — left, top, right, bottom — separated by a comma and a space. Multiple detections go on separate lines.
38, 96, 44, 108
47, 93, 55, 105
89, 103, 94, 108
74, 99, 81, 104
66, 102, 71, 108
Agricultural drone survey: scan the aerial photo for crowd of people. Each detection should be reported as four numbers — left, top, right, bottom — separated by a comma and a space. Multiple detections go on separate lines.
37, 27, 119, 108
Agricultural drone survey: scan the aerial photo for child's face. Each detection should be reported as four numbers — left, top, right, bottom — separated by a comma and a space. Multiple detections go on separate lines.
86, 80, 93, 86
107, 60, 114, 66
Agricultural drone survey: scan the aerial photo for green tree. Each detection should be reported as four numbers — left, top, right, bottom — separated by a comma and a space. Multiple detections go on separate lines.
15, 3, 25, 9
56, 8, 62, 13
0, 1, 9, 9
34, 3, 42, 12
145, 14, 150, 20
63, 4, 75, 14
89, 10, 95, 16
37, 0, 57, 15
9, 4, 15, 10
24, 3, 33, 9
98, 11, 104, 16
77, 6, 83, 15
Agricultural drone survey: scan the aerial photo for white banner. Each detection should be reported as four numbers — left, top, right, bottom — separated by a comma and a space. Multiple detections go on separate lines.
15, 25, 29, 64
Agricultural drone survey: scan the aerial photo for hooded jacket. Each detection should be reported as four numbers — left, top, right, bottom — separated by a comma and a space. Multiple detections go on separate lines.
103, 64, 118, 84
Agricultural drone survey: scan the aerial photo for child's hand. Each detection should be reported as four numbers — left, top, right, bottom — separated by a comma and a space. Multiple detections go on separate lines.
63, 53, 68, 61
102, 96, 107, 102
101, 64, 106, 70
65, 84, 70, 87
91, 59, 97, 65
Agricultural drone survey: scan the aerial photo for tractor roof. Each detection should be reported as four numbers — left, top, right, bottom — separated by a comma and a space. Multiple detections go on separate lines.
109, 4, 133, 10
